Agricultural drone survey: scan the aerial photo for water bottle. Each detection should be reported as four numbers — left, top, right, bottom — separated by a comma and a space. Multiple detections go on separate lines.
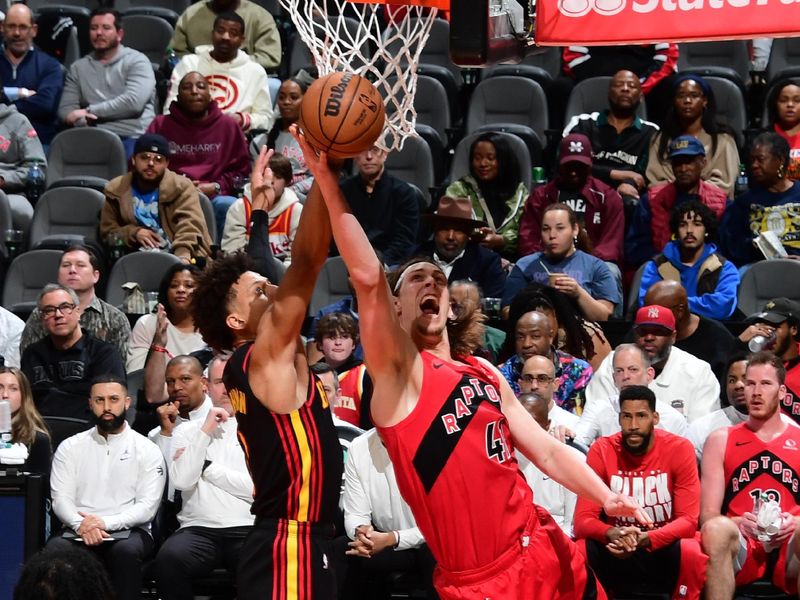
166, 47, 180, 73
531, 166, 546, 185
26, 160, 45, 206
749, 331, 776, 352
735, 163, 748, 198
0, 398, 11, 446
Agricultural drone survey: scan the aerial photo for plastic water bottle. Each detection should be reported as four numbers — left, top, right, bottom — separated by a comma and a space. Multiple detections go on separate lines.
26, 160, 45, 205
0, 398, 11, 446
735, 163, 748, 198
166, 47, 180, 73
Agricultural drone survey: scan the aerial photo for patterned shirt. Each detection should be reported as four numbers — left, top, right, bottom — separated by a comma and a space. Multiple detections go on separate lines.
21, 295, 131, 359
499, 348, 593, 415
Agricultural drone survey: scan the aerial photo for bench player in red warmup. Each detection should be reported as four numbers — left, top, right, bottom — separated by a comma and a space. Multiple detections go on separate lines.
293, 127, 651, 599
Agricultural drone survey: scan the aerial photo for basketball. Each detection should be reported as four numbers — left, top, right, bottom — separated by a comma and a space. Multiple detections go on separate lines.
299, 72, 386, 159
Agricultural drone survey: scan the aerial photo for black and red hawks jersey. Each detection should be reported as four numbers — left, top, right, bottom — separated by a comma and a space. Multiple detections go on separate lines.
224, 342, 343, 524
722, 422, 800, 518
779, 355, 800, 425
377, 351, 533, 573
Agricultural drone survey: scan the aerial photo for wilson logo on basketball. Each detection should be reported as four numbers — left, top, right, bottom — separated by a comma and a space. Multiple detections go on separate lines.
323, 73, 354, 117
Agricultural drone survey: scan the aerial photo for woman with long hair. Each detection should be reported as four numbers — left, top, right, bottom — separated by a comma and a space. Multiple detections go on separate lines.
0, 367, 51, 475
646, 74, 739, 197
767, 78, 800, 181
503, 203, 621, 321
445, 131, 529, 258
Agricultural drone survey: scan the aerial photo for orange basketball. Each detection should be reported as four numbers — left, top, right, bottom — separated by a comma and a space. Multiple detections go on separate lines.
299, 72, 386, 159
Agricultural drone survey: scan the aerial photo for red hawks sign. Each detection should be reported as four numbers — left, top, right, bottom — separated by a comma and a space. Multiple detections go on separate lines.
535, 0, 800, 45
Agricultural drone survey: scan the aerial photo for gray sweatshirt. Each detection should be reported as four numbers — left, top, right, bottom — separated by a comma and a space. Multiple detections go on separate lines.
58, 45, 155, 138
0, 103, 46, 191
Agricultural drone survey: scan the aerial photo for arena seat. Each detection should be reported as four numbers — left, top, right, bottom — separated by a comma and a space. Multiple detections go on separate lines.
46, 128, 128, 191
121, 14, 174, 71
104, 251, 183, 310
737, 259, 800, 317
1, 249, 62, 317
677, 41, 750, 90
0, 190, 13, 260
384, 135, 436, 206
704, 76, 748, 149
766, 37, 800, 84
481, 46, 562, 88
449, 130, 532, 192
467, 76, 548, 143
309, 256, 350, 316
563, 76, 648, 130
27, 187, 105, 251
197, 192, 218, 245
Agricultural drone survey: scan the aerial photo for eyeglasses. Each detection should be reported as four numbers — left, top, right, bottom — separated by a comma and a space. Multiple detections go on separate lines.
137, 152, 166, 164
40, 302, 76, 319
520, 374, 554, 385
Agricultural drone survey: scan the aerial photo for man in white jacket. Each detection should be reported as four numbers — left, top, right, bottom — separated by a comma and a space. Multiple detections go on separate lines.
48, 374, 166, 600
166, 11, 273, 133
154, 355, 255, 600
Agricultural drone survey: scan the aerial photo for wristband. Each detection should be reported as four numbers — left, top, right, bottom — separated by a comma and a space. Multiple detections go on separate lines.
150, 344, 174, 358
393, 530, 400, 549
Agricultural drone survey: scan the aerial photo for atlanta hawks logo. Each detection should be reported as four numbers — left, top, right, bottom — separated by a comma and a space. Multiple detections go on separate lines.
558, 0, 626, 16
205, 74, 240, 111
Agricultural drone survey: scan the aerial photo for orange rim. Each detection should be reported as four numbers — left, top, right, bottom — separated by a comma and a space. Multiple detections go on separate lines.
346, 0, 450, 9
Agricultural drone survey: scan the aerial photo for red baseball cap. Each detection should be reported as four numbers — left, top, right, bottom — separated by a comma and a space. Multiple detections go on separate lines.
558, 133, 593, 166
634, 305, 676, 332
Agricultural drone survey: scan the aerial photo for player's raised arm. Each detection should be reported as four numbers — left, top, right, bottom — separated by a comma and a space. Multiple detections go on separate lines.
292, 128, 420, 415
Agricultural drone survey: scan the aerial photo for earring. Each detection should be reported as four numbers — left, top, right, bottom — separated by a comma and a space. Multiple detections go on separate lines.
573, 236, 579, 248
778, 164, 786, 179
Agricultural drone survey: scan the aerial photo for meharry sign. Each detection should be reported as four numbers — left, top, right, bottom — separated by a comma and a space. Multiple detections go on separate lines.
535, 0, 800, 45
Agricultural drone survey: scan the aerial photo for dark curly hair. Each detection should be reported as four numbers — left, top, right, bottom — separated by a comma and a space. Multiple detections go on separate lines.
767, 78, 800, 129
316, 312, 359, 345
158, 262, 201, 321
190, 253, 256, 353
14, 546, 114, 600
668, 199, 719, 243
500, 283, 596, 363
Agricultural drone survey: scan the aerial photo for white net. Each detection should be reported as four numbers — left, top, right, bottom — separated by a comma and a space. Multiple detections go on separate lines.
278, 0, 439, 151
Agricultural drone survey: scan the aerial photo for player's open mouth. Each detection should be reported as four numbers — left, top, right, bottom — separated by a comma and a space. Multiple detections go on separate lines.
420, 297, 439, 315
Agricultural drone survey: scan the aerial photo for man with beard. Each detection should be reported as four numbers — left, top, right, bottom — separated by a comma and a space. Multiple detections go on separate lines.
563, 70, 659, 203
57, 8, 155, 157
585, 304, 719, 423
574, 385, 706, 599
21, 284, 126, 427
700, 352, 800, 599
414, 196, 506, 298
48, 374, 166, 600
148, 355, 212, 460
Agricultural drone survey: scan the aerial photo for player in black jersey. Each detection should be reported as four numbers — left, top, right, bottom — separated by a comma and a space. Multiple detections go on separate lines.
191, 146, 343, 600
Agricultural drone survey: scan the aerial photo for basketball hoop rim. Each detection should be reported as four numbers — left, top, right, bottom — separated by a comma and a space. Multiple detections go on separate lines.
346, 0, 450, 9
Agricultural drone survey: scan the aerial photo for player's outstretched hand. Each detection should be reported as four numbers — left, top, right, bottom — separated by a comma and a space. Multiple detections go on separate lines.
251, 145, 276, 212
289, 124, 342, 187
603, 492, 653, 527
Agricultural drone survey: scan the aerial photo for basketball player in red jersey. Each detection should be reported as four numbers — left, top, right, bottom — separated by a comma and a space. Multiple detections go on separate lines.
700, 351, 800, 599
293, 128, 650, 599
190, 147, 343, 600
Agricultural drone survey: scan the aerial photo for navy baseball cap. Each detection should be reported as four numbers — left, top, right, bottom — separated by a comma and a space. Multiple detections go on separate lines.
134, 134, 170, 157
668, 135, 705, 159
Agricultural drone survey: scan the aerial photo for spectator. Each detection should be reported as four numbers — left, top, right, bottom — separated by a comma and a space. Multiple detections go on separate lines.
14, 546, 114, 600
21, 285, 126, 422
637, 200, 739, 320
337, 145, 420, 266
0, 80, 47, 231
341, 428, 437, 600
47, 375, 165, 600
414, 196, 506, 298
171, 0, 281, 72
688, 354, 749, 459
563, 70, 659, 202
767, 78, 800, 180
305, 286, 361, 364
0, 367, 51, 475
721, 131, 800, 265
167, 12, 274, 134
499, 309, 592, 414
222, 153, 303, 261
643, 280, 736, 381
148, 355, 212, 460
100, 133, 213, 262
445, 131, 528, 258
574, 385, 706, 599
449, 280, 506, 362
21, 246, 131, 360
0, 306, 24, 367
148, 70, 251, 241
700, 352, 800, 598
254, 69, 317, 200
518, 354, 580, 430
504, 203, 621, 321
515, 391, 582, 537
0, 4, 63, 146
127, 264, 204, 373
314, 316, 373, 429
155, 355, 254, 600
626, 135, 729, 266
646, 74, 739, 197
586, 305, 719, 423
57, 9, 156, 158
519, 133, 624, 266
503, 283, 612, 371
573, 343, 689, 447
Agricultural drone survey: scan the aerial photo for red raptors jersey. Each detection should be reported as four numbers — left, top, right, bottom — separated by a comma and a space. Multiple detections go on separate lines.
722, 422, 800, 518
377, 352, 533, 572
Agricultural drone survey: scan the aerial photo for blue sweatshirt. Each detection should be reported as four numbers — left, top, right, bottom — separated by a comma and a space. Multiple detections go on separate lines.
638, 241, 740, 320
0, 45, 64, 144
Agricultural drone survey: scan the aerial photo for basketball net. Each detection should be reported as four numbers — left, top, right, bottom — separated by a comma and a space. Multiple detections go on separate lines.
279, 0, 440, 151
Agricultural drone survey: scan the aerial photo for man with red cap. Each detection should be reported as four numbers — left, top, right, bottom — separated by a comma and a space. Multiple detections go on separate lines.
585, 304, 720, 423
